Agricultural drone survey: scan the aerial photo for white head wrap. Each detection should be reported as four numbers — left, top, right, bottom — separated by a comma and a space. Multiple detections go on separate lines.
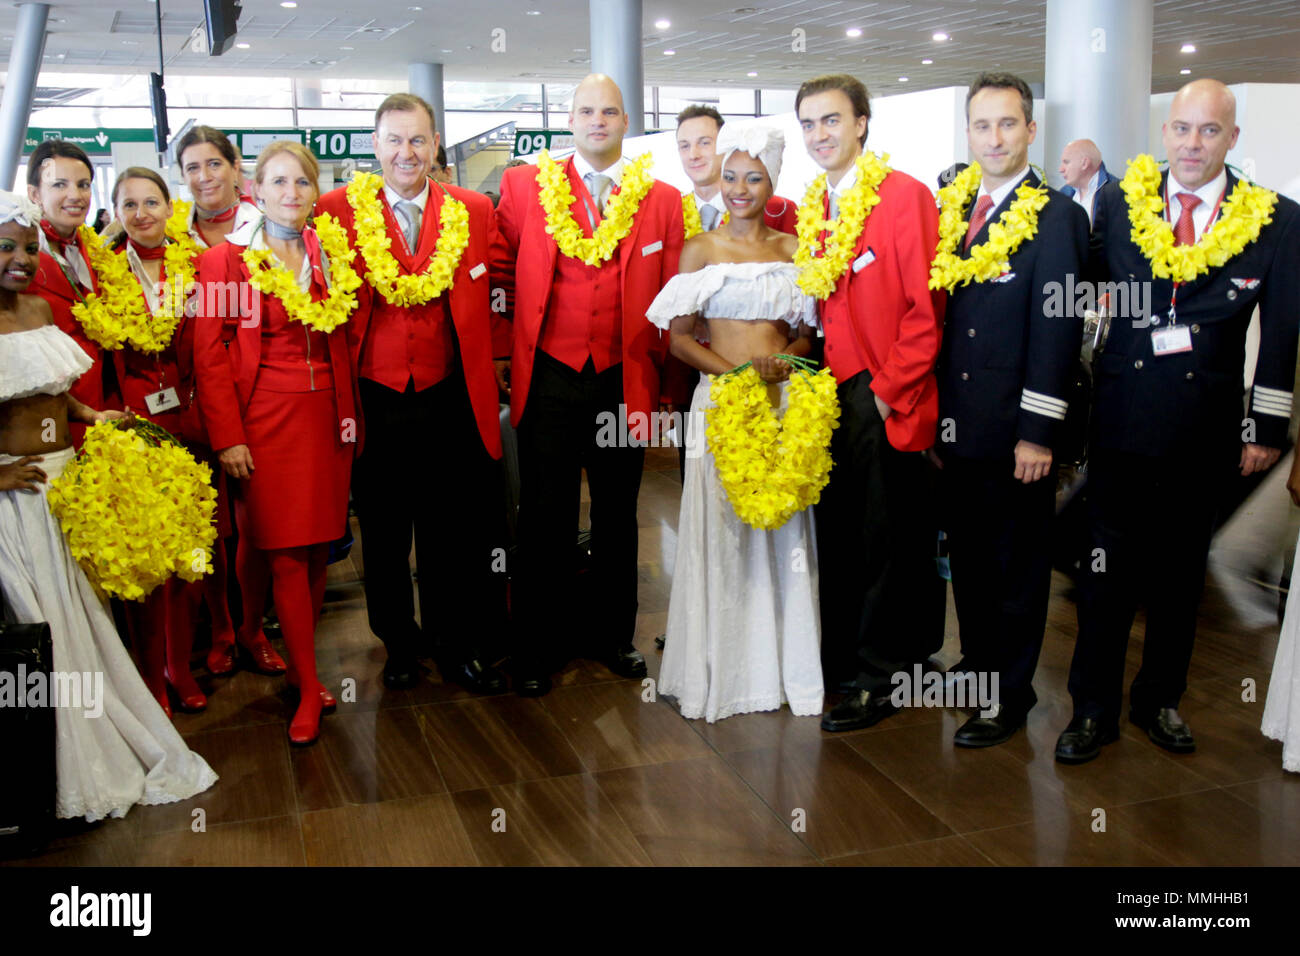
717, 124, 784, 189
0, 190, 42, 229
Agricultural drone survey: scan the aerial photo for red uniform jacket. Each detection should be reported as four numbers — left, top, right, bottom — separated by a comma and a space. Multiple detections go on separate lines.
490, 157, 685, 429
764, 196, 799, 234
316, 180, 505, 459
818, 169, 946, 452
29, 242, 111, 443
191, 236, 363, 459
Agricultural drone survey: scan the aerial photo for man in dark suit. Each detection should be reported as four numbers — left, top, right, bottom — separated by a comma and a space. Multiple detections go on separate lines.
795, 74, 947, 732
317, 93, 509, 694
935, 73, 1089, 747
1058, 139, 1117, 228
489, 74, 684, 696
1057, 78, 1300, 763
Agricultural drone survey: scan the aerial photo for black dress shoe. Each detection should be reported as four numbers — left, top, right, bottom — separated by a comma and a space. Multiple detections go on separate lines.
820, 689, 898, 732
382, 657, 422, 690
1129, 707, 1195, 754
1054, 716, 1120, 764
514, 672, 552, 697
953, 706, 1025, 748
439, 658, 506, 695
601, 645, 647, 679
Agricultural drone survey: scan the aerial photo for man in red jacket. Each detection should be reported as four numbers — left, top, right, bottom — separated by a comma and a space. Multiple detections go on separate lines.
316, 93, 508, 694
490, 74, 684, 696
795, 74, 947, 732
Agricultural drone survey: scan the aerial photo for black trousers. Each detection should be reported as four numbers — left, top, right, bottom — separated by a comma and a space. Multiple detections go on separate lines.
352, 373, 508, 665
942, 453, 1055, 716
513, 352, 645, 670
815, 370, 944, 693
1067, 448, 1230, 723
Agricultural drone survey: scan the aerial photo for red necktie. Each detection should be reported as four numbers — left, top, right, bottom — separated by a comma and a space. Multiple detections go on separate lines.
128, 238, 166, 260
963, 195, 994, 252
1173, 192, 1201, 246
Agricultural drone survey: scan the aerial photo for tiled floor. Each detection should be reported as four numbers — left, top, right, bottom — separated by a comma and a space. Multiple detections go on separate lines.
6, 446, 1298, 866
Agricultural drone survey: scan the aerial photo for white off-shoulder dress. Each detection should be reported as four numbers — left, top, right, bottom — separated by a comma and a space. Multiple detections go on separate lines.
646, 262, 824, 722
1264, 533, 1300, 773
0, 324, 217, 821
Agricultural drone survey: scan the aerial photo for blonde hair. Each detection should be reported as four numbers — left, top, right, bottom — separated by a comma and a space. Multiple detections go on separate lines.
253, 141, 320, 196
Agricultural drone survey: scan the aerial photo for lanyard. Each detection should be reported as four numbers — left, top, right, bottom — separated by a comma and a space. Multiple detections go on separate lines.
1163, 180, 1227, 324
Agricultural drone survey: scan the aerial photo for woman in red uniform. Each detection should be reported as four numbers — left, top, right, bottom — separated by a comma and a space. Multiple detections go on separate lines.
177, 126, 260, 251
194, 141, 363, 745
25, 140, 112, 444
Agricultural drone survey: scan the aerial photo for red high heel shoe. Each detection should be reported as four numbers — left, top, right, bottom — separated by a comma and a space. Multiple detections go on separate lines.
288, 684, 326, 746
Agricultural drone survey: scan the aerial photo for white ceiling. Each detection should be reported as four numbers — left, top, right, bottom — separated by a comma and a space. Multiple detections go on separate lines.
1, 0, 1298, 94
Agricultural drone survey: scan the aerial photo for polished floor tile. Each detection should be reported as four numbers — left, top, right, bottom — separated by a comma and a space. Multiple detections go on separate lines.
829, 835, 993, 867
963, 795, 1175, 866
135, 815, 306, 866
301, 794, 477, 866
1105, 788, 1300, 867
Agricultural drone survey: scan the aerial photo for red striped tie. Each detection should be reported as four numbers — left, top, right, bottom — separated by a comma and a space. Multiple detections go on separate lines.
1173, 193, 1201, 246
964, 195, 994, 252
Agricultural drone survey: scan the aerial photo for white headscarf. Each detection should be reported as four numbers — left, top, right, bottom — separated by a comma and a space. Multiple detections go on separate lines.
717, 124, 784, 189
0, 190, 42, 229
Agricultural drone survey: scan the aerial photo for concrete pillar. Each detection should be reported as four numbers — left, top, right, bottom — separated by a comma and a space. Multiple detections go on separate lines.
409, 62, 446, 140
1044, 0, 1153, 187
590, 0, 644, 136
0, 3, 50, 190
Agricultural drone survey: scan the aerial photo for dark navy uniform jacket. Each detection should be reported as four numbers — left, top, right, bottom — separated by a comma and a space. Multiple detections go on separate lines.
937, 170, 1089, 459
1088, 168, 1300, 459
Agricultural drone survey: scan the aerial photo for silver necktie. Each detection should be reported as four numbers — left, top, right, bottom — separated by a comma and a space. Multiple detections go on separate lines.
699, 203, 721, 232
828, 191, 840, 221
584, 172, 612, 227
395, 199, 422, 251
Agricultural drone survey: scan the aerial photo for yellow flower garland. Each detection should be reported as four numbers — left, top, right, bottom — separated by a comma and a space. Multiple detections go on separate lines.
794, 151, 893, 299
1121, 154, 1277, 283
69, 203, 200, 353
929, 163, 1050, 292
706, 362, 841, 531
47, 419, 217, 602
343, 171, 470, 306
536, 150, 655, 266
241, 214, 363, 334
682, 193, 728, 239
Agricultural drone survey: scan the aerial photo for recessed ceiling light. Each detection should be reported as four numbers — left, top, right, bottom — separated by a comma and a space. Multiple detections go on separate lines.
846, 27, 862, 38
122, 39, 139, 45
921, 58, 933, 64
663, 49, 676, 55
280, 1, 297, 7
1180, 68, 1191, 74
898, 76, 909, 82
747, 71, 757, 77
339, 45, 354, 50
572, 47, 587, 52
932, 31, 948, 41
526, 9, 541, 14
655, 18, 671, 29
364, 27, 385, 32
236, 42, 250, 49
408, 4, 422, 9
1180, 43, 1196, 53
440, 48, 453, 53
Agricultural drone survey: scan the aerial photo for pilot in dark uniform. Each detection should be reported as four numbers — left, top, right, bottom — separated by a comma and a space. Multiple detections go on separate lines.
935, 72, 1090, 748
1057, 79, 1300, 763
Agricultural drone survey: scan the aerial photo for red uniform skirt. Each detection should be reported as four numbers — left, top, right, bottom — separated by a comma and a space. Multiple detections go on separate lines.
236, 387, 351, 550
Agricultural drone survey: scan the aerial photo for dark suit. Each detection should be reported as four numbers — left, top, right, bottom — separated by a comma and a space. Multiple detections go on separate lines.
1060, 162, 1118, 227
936, 172, 1089, 715
1069, 169, 1300, 724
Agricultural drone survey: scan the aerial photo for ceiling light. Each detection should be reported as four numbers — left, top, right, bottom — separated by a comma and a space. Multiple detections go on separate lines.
572, 47, 587, 52
1180, 68, 1191, 75
122, 39, 140, 45
280, 1, 297, 7
339, 45, 354, 50
747, 71, 757, 77
655, 18, 671, 29
663, 49, 676, 55
408, 4, 422, 9
898, 76, 909, 82
526, 9, 541, 14
236, 42, 250, 49
1180, 43, 1196, 53
921, 58, 933, 64
932, 31, 948, 41
846, 27, 862, 38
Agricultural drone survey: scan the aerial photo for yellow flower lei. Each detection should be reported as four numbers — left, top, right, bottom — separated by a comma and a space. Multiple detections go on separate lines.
705, 359, 841, 531
794, 151, 892, 299
1121, 154, 1277, 283
536, 150, 655, 266
70, 204, 200, 353
241, 214, 363, 334
47, 419, 217, 602
928, 163, 1050, 292
682, 193, 728, 239
343, 171, 469, 306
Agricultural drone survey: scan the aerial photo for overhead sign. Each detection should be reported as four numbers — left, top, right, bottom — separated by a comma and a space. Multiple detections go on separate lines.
225, 129, 305, 158
23, 128, 155, 154
513, 129, 575, 157
308, 129, 375, 160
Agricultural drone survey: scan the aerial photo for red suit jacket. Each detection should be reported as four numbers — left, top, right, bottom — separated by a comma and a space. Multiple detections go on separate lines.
316, 180, 504, 458
818, 169, 946, 452
764, 196, 799, 234
29, 246, 112, 441
490, 157, 685, 428
191, 237, 363, 458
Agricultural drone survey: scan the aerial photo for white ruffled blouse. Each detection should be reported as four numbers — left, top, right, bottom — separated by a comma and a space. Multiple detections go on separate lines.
646, 261, 819, 330
0, 324, 95, 403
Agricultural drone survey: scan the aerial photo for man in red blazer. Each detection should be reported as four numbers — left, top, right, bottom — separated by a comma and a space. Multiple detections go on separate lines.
316, 93, 508, 694
795, 74, 947, 732
490, 74, 684, 696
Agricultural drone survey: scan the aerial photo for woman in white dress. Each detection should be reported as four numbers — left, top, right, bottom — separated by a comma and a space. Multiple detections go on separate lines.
0, 191, 217, 820
647, 126, 823, 722
1263, 453, 1300, 772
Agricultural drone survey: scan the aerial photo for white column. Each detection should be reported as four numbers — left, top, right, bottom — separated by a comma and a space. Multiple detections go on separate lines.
409, 62, 446, 139
0, 3, 50, 190
590, 0, 644, 136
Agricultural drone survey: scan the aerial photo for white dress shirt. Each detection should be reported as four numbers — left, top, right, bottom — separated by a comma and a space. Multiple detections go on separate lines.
980, 165, 1031, 211
1167, 167, 1229, 239
1072, 169, 1102, 225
